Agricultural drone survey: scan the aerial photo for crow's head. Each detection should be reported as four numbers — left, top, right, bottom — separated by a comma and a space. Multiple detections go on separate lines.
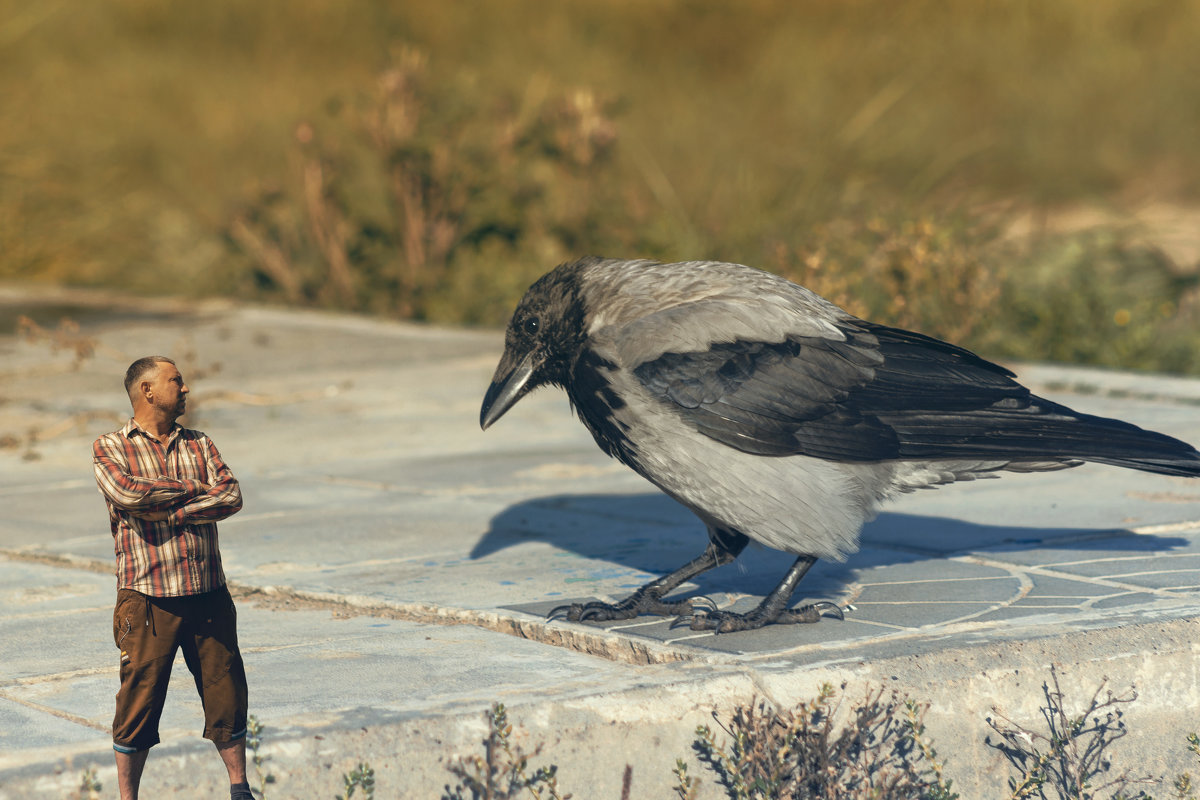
480, 260, 591, 429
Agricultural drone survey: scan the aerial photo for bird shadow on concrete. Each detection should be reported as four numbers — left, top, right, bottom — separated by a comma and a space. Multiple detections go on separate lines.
472, 492, 1191, 598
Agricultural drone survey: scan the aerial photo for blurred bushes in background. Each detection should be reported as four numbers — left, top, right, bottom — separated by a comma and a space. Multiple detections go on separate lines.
228, 48, 640, 324
2, 0, 1200, 370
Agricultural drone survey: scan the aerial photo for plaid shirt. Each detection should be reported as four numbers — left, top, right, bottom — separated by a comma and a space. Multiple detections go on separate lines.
93, 419, 243, 597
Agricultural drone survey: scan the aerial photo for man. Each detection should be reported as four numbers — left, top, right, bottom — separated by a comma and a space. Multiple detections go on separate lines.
93, 356, 252, 800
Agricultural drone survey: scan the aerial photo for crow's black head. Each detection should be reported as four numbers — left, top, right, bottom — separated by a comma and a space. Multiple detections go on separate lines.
480, 259, 591, 429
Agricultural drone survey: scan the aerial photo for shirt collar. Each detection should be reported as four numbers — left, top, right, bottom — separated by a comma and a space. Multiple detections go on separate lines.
122, 418, 182, 443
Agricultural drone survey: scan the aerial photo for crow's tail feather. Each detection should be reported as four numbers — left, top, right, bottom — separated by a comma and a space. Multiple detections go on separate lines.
891, 396, 1200, 477
1039, 400, 1200, 477
1086, 453, 1200, 478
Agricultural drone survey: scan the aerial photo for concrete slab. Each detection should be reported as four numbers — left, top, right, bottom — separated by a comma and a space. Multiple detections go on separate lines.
2, 288, 1199, 798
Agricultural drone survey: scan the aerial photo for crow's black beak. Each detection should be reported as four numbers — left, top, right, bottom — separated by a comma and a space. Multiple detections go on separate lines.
480, 351, 537, 430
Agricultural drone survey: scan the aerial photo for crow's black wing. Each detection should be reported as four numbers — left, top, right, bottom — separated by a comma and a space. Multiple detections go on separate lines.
634, 321, 1200, 473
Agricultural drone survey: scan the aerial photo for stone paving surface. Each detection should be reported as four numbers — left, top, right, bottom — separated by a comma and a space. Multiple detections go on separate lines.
2, 287, 1199, 798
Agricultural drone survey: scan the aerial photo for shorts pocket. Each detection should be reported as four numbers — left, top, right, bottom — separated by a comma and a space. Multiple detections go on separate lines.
112, 589, 148, 666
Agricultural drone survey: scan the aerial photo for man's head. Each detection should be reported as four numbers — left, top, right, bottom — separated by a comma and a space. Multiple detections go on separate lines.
124, 356, 188, 420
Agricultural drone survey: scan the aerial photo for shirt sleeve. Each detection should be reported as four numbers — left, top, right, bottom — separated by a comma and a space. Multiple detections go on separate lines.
93, 434, 204, 513
172, 436, 243, 525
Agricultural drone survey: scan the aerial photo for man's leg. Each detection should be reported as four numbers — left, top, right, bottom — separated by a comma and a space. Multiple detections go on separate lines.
181, 586, 252, 797
216, 737, 247, 779
112, 590, 178, 799
115, 748, 149, 800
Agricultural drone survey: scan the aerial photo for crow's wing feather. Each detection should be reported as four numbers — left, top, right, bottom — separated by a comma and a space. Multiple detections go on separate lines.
633, 320, 1198, 467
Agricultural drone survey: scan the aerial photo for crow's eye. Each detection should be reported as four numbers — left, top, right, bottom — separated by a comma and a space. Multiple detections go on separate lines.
523, 316, 540, 335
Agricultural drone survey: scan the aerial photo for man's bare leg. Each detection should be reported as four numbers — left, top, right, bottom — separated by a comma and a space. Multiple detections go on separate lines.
217, 737, 249, 784
115, 749, 149, 800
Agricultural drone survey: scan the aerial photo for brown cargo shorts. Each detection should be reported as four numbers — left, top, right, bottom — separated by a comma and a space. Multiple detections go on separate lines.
111, 585, 248, 753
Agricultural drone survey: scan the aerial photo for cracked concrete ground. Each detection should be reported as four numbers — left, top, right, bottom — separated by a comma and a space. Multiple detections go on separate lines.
2, 287, 1199, 798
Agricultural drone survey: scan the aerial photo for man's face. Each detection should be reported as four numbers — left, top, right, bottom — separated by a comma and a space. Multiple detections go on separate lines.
148, 362, 189, 418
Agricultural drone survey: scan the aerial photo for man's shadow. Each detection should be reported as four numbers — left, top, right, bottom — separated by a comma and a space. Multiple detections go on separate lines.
471, 492, 1190, 598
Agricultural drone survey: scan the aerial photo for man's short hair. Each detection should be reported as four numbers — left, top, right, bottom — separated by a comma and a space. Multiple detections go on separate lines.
124, 356, 176, 397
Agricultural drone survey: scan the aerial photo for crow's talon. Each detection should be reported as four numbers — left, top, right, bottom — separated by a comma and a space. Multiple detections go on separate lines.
546, 603, 575, 622
669, 613, 696, 630
665, 595, 722, 630
812, 600, 847, 621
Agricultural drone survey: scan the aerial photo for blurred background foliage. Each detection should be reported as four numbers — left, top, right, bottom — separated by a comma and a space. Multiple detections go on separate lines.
3, 0, 1200, 371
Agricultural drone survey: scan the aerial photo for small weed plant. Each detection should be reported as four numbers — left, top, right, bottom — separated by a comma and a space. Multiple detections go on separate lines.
337, 762, 376, 800
246, 714, 276, 798
672, 683, 957, 800
1168, 733, 1200, 800
73, 767, 102, 800
442, 703, 571, 800
986, 665, 1154, 799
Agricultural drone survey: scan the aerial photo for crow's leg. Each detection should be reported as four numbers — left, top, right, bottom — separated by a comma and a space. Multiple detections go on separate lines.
681, 554, 843, 633
549, 527, 748, 623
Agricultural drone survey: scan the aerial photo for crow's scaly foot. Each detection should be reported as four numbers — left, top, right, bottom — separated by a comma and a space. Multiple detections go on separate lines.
547, 592, 719, 624
679, 600, 846, 633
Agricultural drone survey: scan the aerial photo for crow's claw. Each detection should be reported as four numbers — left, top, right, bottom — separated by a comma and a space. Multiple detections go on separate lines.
546, 604, 574, 622
669, 613, 694, 630
809, 600, 847, 621
668, 596, 721, 630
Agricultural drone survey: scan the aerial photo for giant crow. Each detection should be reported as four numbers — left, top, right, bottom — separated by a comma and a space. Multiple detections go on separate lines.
480, 257, 1200, 632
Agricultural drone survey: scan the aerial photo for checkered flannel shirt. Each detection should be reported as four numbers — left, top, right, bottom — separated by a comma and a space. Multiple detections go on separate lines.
93, 419, 243, 597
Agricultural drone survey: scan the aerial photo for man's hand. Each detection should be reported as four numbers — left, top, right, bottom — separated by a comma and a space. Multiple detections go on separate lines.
135, 510, 171, 522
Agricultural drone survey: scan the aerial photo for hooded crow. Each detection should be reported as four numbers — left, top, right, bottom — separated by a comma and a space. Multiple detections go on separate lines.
480, 256, 1200, 632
